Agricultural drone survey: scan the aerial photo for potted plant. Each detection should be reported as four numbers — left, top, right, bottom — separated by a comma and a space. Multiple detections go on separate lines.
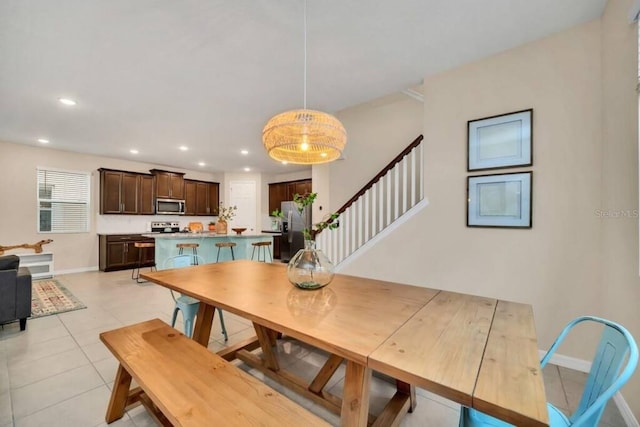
287, 192, 339, 290
270, 208, 284, 231
208, 221, 216, 231
216, 203, 237, 234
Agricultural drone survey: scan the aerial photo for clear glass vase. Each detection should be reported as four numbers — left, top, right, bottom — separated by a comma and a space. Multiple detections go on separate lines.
287, 240, 335, 290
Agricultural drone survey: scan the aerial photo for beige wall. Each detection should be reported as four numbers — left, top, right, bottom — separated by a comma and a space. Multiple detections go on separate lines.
344, 18, 605, 348
0, 141, 222, 272
336, 2, 640, 417
328, 93, 424, 212
601, 0, 640, 415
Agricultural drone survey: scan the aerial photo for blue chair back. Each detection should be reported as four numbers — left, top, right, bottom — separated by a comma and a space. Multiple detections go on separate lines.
162, 254, 202, 270
540, 316, 638, 427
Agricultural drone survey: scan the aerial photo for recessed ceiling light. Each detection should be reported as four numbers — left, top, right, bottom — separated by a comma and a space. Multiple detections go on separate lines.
58, 98, 77, 106
198, 162, 205, 167
240, 150, 249, 155
130, 149, 139, 154
37, 138, 50, 144
179, 146, 188, 151
244, 167, 251, 172
281, 161, 288, 165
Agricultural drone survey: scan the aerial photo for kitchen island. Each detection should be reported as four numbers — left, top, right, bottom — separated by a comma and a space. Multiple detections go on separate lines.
145, 232, 276, 267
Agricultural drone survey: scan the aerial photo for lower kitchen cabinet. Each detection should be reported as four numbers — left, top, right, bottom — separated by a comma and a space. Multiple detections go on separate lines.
99, 234, 155, 272
273, 235, 281, 260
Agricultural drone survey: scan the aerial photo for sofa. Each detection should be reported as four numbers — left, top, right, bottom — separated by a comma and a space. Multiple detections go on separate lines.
0, 255, 32, 330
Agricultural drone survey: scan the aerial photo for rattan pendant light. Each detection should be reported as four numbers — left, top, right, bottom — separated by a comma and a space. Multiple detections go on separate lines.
262, 0, 346, 165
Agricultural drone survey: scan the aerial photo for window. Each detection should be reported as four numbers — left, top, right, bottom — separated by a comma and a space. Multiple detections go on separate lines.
37, 168, 90, 233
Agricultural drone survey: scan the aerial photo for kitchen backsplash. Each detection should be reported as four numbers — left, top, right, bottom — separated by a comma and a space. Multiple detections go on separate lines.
96, 215, 216, 234
96, 214, 279, 234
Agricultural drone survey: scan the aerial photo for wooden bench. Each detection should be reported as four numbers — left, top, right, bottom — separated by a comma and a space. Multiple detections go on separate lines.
100, 319, 330, 426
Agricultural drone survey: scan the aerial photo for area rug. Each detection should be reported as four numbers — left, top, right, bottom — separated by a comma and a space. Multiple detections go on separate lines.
31, 279, 86, 318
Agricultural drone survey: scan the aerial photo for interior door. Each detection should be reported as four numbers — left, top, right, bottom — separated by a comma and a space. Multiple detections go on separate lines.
228, 180, 256, 232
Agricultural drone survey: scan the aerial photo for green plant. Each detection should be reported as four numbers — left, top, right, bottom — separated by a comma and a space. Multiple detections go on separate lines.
292, 192, 339, 240
271, 208, 284, 218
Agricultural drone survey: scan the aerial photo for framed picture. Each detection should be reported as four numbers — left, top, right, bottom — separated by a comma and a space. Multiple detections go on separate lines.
467, 109, 532, 171
467, 172, 532, 228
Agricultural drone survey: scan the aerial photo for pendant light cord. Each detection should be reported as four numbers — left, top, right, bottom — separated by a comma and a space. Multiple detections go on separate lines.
303, 0, 307, 109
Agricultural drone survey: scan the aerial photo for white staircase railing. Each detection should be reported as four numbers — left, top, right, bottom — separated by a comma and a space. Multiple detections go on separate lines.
316, 135, 424, 264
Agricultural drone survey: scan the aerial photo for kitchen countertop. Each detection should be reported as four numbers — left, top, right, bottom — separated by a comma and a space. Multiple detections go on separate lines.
144, 232, 276, 239
97, 232, 160, 236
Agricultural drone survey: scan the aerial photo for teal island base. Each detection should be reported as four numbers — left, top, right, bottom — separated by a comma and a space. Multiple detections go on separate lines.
146, 233, 276, 267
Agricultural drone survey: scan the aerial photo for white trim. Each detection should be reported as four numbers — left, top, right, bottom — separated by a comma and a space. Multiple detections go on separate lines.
401, 88, 424, 102
537, 349, 592, 372
615, 393, 640, 427
335, 198, 429, 272
53, 266, 99, 276
538, 350, 639, 427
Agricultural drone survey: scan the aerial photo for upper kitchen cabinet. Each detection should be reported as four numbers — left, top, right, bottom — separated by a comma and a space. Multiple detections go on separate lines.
268, 179, 312, 214
99, 169, 154, 215
150, 169, 185, 199
184, 179, 220, 216
209, 182, 219, 215
138, 174, 155, 215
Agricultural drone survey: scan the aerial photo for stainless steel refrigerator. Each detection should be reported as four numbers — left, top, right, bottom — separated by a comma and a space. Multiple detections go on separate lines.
280, 201, 311, 262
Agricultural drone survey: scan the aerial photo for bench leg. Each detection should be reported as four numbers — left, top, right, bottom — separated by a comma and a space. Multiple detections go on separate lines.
106, 364, 133, 423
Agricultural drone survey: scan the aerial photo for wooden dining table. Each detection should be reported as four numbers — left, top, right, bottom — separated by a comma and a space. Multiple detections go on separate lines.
141, 260, 548, 427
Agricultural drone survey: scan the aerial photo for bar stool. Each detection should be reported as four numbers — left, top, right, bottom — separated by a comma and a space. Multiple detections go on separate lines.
215, 242, 236, 262
176, 243, 199, 265
251, 241, 272, 263
131, 242, 156, 283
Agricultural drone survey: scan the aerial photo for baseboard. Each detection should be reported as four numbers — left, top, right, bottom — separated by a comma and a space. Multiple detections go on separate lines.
615, 393, 640, 427
53, 266, 99, 276
538, 350, 639, 427
537, 350, 592, 372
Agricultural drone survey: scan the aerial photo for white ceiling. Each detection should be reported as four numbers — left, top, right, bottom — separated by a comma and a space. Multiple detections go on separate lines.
0, 0, 606, 174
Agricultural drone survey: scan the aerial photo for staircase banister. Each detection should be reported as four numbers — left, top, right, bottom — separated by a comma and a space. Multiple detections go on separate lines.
334, 135, 423, 216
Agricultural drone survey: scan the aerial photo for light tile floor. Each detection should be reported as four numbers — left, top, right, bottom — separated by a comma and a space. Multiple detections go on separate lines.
0, 270, 627, 426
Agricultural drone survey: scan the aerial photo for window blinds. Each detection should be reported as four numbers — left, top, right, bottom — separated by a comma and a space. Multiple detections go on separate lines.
37, 168, 90, 233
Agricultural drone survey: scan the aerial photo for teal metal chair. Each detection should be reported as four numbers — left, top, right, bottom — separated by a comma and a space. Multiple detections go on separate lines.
459, 316, 638, 427
163, 255, 228, 341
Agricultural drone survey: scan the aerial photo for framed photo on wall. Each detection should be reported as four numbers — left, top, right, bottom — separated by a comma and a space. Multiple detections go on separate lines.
467, 172, 532, 228
467, 109, 533, 171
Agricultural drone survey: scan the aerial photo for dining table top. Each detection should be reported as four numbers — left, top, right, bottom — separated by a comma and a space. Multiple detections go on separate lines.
141, 260, 548, 426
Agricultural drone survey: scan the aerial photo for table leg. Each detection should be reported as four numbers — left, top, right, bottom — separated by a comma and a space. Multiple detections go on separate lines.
396, 380, 416, 412
106, 364, 132, 423
192, 303, 215, 347
253, 323, 280, 371
341, 360, 371, 427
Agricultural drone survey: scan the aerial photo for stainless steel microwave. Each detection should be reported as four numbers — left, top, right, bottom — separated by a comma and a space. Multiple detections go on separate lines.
156, 198, 185, 215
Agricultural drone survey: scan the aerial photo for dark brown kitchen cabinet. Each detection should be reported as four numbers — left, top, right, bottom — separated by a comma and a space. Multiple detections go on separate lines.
268, 179, 312, 214
151, 169, 185, 200
138, 174, 155, 214
209, 183, 219, 215
184, 179, 220, 216
184, 180, 197, 215
99, 234, 154, 272
273, 235, 281, 260
195, 182, 209, 215
99, 169, 154, 215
